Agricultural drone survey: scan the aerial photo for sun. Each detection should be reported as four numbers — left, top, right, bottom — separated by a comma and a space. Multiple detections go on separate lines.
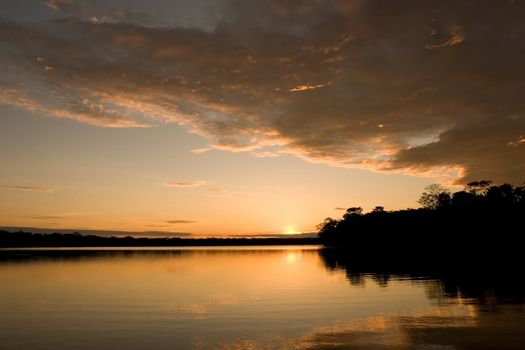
283, 225, 300, 235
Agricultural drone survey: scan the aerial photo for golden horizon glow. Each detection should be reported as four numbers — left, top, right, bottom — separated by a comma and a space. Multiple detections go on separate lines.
3, 1, 521, 235
283, 225, 300, 235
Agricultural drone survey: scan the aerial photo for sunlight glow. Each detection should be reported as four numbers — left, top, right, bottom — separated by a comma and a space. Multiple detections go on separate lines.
283, 225, 300, 235
286, 252, 298, 264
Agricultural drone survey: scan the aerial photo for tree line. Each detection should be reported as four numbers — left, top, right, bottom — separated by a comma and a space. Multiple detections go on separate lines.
0, 231, 319, 248
317, 181, 525, 257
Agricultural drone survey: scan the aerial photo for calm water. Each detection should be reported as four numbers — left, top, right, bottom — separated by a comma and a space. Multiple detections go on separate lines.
1, 246, 524, 349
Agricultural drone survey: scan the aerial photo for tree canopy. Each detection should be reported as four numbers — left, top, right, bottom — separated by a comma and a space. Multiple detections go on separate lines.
317, 182, 525, 252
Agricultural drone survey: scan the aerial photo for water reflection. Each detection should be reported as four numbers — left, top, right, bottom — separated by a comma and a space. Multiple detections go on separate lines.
319, 247, 525, 306
313, 248, 525, 350
0, 247, 524, 349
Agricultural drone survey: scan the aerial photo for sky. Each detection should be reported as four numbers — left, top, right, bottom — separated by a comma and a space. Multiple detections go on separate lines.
0, 0, 524, 235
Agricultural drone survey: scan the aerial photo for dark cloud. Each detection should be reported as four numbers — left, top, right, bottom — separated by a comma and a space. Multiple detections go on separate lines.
393, 117, 525, 183
0, 0, 524, 183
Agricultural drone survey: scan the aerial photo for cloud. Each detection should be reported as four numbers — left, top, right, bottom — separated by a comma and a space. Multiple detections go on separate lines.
289, 82, 330, 92
425, 24, 465, 49
2, 185, 55, 193
163, 180, 248, 198
191, 147, 213, 154
21, 212, 94, 220
508, 135, 525, 147
45, 0, 74, 12
0, 226, 192, 238
205, 187, 248, 198
166, 220, 198, 224
334, 207, 347, 211
206, 187, 231, 197
1, 0, 524, 184
26, 215, 63, 220
250, 151, 280, 158
391, 118, 525, 184
163, 180, 207, 188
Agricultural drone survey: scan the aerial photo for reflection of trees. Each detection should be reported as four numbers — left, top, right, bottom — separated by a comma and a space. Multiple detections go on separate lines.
294, 245, 525, 350
318, 248, 525, 306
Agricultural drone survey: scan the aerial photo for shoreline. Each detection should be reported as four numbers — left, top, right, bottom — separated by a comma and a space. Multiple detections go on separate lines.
0, 230, 320, 248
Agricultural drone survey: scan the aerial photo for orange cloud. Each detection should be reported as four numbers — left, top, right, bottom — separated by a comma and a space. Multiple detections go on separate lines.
289, 83, 329, 92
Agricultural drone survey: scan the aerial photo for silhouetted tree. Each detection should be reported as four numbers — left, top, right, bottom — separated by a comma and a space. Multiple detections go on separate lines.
317, 218, 338, 243
418, 184, 451, 209
372, 206, 385, 213
484, 184, 519, 211
465, 180, 492, 196
343, 207, 363, 220
451, 190, 477, 208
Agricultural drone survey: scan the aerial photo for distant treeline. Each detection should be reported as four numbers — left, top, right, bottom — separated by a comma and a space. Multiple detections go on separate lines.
317, 181, 525, 258
0, 231, 319, 248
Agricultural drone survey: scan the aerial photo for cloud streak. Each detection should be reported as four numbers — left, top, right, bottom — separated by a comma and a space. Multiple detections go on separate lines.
289, 82, 330, 92
26, 215, 64, 220
205, 187, 248, 198
0, 0, 524, 183
166, 220, 198, 224
2, 185, 55, 193
45, 0, 74, 12
163, 181, 207, 189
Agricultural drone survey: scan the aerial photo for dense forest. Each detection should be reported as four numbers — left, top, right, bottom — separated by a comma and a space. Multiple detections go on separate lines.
317, 181, 525, 258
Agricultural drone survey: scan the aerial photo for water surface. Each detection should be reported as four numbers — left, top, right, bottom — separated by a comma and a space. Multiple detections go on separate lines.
1, 246, 524, 349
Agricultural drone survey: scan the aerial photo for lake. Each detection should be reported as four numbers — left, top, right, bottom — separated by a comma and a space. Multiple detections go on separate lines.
1, 246, 524, 349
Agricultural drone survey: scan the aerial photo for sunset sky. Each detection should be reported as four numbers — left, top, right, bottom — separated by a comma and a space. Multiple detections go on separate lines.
1, 0, 523, 235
